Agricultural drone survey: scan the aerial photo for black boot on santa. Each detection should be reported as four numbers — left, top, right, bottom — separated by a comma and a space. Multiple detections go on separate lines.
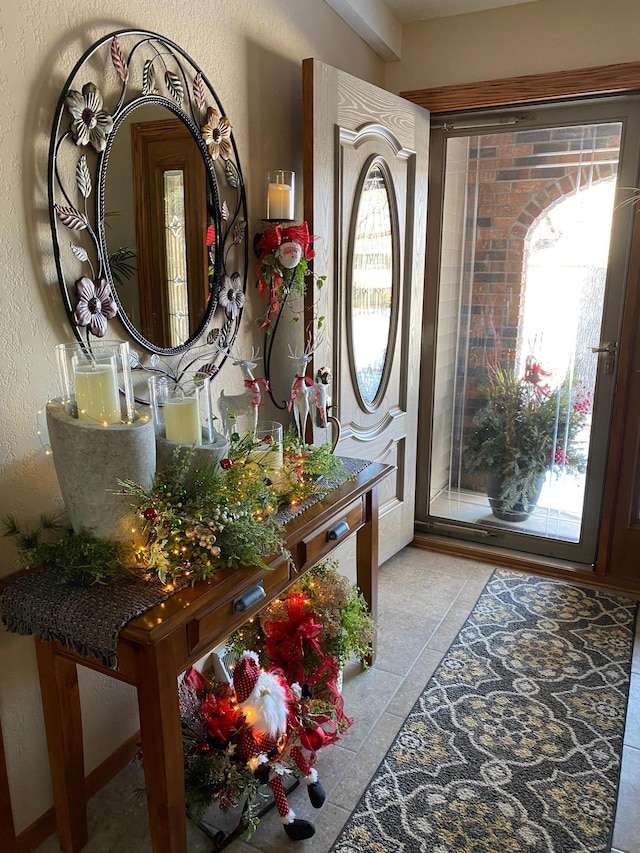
305, 771, 326, 809
283, 817, 316, 840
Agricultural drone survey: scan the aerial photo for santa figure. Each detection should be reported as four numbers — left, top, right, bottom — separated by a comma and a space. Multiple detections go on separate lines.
233, 650, 326, 840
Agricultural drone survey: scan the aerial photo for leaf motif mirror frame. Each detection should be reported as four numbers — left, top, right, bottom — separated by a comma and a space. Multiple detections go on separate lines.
48, 29, 248, 386
346, 155, 400, 412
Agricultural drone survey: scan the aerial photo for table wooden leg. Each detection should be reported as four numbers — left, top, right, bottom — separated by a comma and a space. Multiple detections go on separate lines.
134, 639, 186, 853
357, 484, 379, 664
34, 637, 87, 852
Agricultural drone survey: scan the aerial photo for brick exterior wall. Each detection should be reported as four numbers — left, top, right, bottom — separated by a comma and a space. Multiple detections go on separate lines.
455, 122, 621, 491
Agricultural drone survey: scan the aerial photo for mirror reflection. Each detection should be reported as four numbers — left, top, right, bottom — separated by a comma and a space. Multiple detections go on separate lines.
350, 161, 394, 405
105, 106, 214, 350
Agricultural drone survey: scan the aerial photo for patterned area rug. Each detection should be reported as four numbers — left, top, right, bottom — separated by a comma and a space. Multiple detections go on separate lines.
331, 569, 637, 853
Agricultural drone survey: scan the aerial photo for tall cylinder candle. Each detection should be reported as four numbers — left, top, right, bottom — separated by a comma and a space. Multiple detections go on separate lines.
164, 396, 201, 444
73, 360, 121, 425
267, 183, 292, 220
266, 170, 294, 220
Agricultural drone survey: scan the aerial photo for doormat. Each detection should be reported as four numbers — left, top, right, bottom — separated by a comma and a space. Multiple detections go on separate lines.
330, 568, 637, 853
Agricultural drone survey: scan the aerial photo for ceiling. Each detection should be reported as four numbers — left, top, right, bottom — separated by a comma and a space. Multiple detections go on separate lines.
324, 0, 540, 60
381, 0, 539, 23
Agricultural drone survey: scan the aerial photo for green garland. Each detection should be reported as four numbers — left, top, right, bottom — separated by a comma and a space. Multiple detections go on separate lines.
3, 435, 347, 588
120, 445, 287, 584
1, 515, 134, 587
119, 436, 347, 585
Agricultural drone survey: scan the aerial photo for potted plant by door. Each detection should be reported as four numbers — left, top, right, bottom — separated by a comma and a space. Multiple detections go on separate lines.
464, 355, 590, 521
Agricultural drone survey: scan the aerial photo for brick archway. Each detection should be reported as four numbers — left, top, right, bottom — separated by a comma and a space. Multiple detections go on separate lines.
457, 125, 621, 491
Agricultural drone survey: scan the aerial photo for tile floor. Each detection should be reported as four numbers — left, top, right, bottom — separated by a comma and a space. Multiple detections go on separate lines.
36, 547, 640, 853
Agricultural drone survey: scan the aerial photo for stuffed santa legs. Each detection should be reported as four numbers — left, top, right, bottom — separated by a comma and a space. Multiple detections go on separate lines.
233, 651, 326, 840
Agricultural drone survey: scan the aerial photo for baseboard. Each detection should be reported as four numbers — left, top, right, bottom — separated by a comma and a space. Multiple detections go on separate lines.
14, 731, 141, 853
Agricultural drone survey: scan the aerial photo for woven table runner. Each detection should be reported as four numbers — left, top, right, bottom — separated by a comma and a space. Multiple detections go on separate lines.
0, 457, 372, 669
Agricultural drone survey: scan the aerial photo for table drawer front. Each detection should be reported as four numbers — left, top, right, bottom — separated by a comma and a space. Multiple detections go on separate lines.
186, 557, 290, 657
300, 497, 365, 570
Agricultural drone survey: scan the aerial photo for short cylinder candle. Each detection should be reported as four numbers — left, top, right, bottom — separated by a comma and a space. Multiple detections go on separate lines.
164, 396, 201, 445
248, 421, 285, 489
247, 441, 284, 472
73, 360, 121, 425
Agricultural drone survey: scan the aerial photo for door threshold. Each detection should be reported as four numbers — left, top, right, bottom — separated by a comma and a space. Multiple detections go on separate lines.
412, 530, 597, 578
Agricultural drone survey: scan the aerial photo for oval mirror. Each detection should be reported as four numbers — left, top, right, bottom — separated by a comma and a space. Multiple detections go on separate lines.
103, 104, 217, 351
49, 30, 248, 386
348, 159, 397, 407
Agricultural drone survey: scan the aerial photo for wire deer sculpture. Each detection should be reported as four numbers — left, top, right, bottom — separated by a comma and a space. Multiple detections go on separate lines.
287, 333, 327, 438
216, 345, 269, 438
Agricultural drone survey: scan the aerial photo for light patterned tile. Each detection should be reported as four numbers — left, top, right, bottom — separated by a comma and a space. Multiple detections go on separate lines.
612, 745, 640, 853
426, 600, 477, 652
338, 663, 402, 751
378, 565, 468, 619
624, 672, 640, 748
324, 712, 402, 812
386, 646, 444, 717
373, 605, 439, 676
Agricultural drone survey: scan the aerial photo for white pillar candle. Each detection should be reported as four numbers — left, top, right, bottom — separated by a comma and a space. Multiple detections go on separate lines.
74, 362, 121, 425
164, 396, 201, 444
267, 182, 292, 220
248, 442, 284, 472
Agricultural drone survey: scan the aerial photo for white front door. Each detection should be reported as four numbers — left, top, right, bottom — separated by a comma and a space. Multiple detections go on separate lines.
303, 59, 429, 563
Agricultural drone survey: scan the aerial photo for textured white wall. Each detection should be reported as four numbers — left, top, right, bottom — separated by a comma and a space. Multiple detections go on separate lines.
0, 0, 382, 832
385, 0, 640, 93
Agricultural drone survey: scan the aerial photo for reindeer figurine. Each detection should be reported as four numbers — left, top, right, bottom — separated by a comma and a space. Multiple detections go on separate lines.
217, 346, 269, 438
288, 333, 326, 438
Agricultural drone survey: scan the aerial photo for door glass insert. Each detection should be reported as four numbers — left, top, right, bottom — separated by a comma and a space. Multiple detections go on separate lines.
163, 169, 189, 347
428, 121, 622, 550
350, 161, 394, 405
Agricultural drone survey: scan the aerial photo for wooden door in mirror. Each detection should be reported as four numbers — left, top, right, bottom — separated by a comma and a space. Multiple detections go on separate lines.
131, 118, 210, 349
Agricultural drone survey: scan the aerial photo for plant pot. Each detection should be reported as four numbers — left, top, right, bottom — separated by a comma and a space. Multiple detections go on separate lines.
484, 473, 545, 523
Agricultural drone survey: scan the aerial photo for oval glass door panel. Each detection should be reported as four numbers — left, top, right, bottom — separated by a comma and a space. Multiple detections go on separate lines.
351, 162, 394, 405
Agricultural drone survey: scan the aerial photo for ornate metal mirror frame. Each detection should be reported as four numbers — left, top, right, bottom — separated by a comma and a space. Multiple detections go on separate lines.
48, 29, 248, 392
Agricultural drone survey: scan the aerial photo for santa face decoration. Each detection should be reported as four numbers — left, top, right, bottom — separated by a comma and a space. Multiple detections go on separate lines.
275, 241, 303, 269
237, 668, 289, 740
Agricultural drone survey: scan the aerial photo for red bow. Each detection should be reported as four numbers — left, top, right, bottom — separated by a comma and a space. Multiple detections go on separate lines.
256, 221, 316, 263
264, 594, 325, 685
199, 694, 239, 746
244, 377, 270, 406
288, 374, 317, 411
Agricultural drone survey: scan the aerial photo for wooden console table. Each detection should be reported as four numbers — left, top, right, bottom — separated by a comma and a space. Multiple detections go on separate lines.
3, 461, 391, 853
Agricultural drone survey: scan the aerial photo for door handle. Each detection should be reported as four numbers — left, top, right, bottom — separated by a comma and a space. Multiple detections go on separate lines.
590, 341, 617, 355
590, 341, 617, 374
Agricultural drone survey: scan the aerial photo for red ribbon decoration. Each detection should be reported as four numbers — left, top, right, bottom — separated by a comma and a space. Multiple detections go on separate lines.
244, 377, 270, 406
255, 221, 316, 263
288, 374, 317, 412
184, 665, 208, 697
264, 599, 325, 685
261, 592, 353, 733
288, 375, 326, 423
256, 222, 318, 329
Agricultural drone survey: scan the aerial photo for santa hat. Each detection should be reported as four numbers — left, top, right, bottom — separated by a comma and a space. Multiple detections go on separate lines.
233, 651, 261, 704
